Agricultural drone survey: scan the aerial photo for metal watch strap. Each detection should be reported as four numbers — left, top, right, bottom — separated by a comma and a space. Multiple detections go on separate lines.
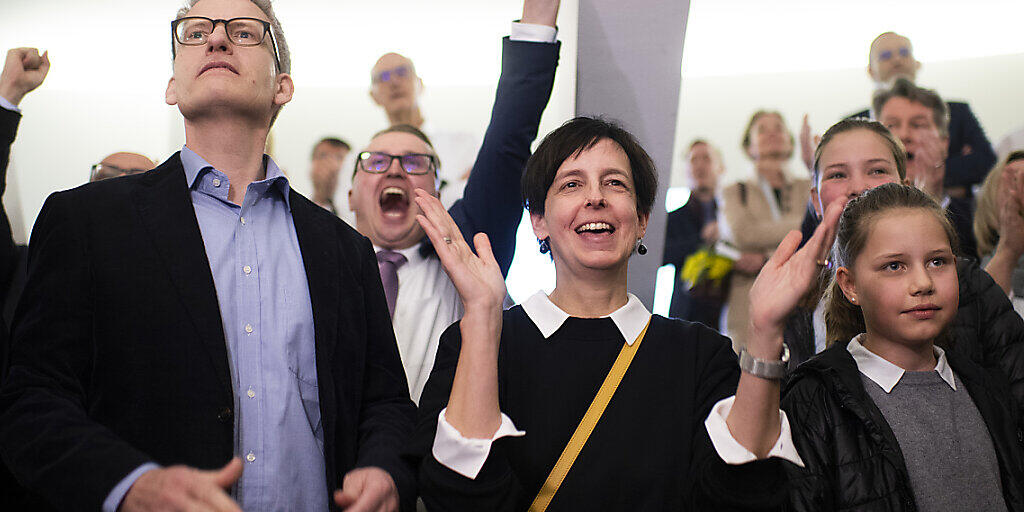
738, 343, 789, 380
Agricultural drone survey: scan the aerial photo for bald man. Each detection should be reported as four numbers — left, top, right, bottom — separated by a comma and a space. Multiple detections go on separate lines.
362, 52, 481, 210
853, 31, 995, 196
90, 152, 155, 182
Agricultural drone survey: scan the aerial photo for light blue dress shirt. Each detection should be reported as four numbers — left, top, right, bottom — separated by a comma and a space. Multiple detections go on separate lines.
103, 146, 327, 511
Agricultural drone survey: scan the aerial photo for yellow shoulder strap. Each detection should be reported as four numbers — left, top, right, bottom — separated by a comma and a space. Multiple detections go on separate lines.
529, 317, 652, 512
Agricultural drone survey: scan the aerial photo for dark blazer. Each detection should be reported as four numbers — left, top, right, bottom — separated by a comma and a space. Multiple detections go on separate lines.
662, 196, 722, 326
0, 155, 417, 511
850, 100, 997, 190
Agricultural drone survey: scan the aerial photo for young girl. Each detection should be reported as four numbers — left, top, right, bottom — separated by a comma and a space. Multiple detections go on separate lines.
782, 183, 1024, 511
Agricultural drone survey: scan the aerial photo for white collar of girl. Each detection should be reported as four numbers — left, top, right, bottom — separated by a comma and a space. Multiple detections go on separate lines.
847, 333, 956, 393
521, 291, 651, 344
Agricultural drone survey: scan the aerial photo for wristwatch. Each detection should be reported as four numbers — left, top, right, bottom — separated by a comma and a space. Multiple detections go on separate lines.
738, 343, 790, 380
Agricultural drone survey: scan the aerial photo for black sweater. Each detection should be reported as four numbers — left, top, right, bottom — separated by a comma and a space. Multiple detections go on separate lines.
412, 306, 787, 511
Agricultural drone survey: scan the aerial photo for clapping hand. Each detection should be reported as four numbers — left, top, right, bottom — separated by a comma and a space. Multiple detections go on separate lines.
907, 130, 947, 200
414, 189, 506, 314
333, 467, 399, 512
0, 48, 50, 106
996, 164, 1024, 260
746, 198, 844, 358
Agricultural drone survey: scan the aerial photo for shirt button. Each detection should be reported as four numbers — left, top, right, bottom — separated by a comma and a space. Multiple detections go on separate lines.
245, 324, 253, 334
243, 265, 252, 275
212, 178, 221, 187
246, 452, 256, 463
247, 387, 255, 398
240, 216, 246, 225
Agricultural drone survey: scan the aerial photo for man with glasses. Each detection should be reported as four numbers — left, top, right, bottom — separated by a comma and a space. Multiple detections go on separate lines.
365, 53, 480, 211
347, 0, 562, 405
0, 1, 415, 511
90, 153, 155, 182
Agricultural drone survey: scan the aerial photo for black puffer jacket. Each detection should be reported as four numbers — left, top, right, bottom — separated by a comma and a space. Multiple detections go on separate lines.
781, 344, 1024, 512
784, 258, 1024, 413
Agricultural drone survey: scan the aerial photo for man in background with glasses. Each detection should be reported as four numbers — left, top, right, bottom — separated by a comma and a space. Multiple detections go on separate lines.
0, 1, 415, 511
90, 153, 155, 182
347, 0, 562, 406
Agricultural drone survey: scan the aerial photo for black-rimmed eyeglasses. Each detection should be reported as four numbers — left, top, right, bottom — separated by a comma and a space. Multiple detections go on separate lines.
171, 16, 281, 71
355, 151, 437, 175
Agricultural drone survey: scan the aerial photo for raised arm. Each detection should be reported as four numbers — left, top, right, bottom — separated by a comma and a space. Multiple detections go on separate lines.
448, 0, 561, 275
726, 198, 843, 456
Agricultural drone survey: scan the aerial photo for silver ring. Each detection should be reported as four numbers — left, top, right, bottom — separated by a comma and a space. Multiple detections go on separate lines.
443, 237, 452, 244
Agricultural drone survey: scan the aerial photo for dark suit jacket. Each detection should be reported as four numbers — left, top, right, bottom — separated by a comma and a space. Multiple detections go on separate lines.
428, 37, 560, 276
850, 100, 996, 189
0, 154, 417, 511
662, 196, 722, 326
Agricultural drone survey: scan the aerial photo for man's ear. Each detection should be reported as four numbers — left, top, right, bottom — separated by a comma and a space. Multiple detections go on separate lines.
347, 188, 356, 212
836, 266, 857, 304
165, 77, 177, 106
369, 87, 383, 107
274, 73, 294, 107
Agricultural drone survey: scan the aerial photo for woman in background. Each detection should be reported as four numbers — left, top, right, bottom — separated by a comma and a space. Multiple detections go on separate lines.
720, 110, 810, 351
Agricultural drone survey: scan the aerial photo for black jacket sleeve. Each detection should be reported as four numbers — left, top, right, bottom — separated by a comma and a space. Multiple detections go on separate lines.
447, 37, 560, 276
689, 331, 789, 511
0, 191, 154, 511
779, 376, 838, 512
413, 320, 521, 512
944, 102, 996, 190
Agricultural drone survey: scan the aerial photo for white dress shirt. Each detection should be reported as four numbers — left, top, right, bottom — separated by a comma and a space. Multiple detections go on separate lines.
847, 334, 957, 392
434, 290, 805, 479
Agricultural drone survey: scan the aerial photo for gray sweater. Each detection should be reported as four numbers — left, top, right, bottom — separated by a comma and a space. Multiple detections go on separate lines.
862, 370, 1008, 512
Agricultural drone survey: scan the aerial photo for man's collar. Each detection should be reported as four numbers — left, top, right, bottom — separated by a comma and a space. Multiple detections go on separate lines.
372, 242, 425, 266
520, 291, 651, 345
847, 334, 956, 393
179, 145, 291, 207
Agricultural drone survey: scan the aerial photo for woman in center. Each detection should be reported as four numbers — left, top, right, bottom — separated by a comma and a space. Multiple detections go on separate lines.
411, 117, 842, 511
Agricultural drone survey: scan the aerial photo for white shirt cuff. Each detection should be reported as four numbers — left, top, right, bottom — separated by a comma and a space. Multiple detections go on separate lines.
0, 95, 20, 113
510, 22, 557, 43
704, 395, 805, 468
432, 407, 526, 479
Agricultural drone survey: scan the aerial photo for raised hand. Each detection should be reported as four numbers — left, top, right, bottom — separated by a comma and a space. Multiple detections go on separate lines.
746, 197, 844, 358
799, 114, 821, 172
120, 458, 243, 512
522, 0, 560, 27
414, 189, 506, 313
907, 130, 947, 200
333, 467, 398, 512
0, 48, 51, 106
986, 165, 1024, 294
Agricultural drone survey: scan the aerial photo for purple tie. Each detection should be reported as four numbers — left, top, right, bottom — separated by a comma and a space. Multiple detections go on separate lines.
376, 249, 407, 317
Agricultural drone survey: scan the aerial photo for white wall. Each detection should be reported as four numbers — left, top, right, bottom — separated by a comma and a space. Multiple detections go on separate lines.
0, 0, 578, 243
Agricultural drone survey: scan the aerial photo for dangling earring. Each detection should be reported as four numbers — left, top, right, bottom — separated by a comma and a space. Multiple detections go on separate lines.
539, 237, 550, 254
636, 239, 648, 255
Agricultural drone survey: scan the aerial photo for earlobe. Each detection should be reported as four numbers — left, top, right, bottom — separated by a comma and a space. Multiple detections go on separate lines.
638, 213, 650, 238
530, 212, 549, 241
275, 74, 295, 106
165, 77, 177, 106
836, 267, 858, 304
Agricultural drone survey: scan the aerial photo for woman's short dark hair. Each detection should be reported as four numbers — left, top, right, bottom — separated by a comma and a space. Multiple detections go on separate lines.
521, 117, 658, 218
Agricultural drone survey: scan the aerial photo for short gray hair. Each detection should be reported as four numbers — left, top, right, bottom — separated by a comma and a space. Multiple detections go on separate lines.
872, 78, 949, 137
173, 0, 292, 75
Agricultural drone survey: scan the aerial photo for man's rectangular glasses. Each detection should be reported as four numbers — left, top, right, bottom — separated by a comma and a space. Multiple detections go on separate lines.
171, 16, 281, 71
356, 152, 437, 175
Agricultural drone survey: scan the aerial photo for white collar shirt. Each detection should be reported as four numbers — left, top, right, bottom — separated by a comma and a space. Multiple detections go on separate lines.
847, 334, 957, 393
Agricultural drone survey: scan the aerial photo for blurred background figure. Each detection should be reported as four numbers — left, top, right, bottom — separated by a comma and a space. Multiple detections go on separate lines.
89, 152, 154, 182
974, 150, 1024, 317
662, 139, 726, 328
857, 31, 995, 199
719, 110, 810, 351
367, 52, 480, 209
308, 136, 349, 214
874, 78, 979, 260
